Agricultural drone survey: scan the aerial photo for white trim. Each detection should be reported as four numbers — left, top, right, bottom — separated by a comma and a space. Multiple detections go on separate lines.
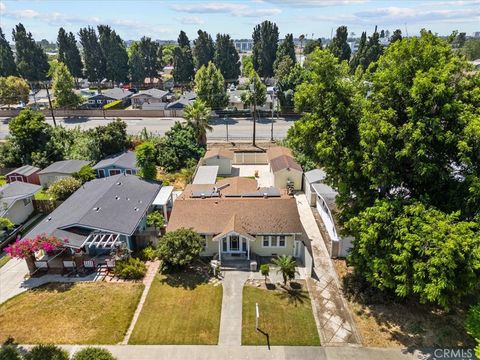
109, 169, 122, 176
261, 235, 287, 248
98, 169, 105, 178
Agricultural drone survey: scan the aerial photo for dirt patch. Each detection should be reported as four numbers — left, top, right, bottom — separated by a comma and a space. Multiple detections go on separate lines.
245, 278, 306, 291
207, 141, 281, 152
333, 259, 475, 348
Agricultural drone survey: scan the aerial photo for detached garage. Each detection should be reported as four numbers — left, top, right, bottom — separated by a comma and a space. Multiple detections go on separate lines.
202, 148, 234, 175
304, 169, 326, 206
267, 147, 303, 191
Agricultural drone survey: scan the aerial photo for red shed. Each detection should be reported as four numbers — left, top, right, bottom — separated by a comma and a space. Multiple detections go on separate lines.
6, 165, 41, 185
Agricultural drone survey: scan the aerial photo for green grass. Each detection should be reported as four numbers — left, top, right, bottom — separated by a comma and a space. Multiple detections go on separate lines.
0, 254, 10, 268
0, 282, 144, 344
242, 283, 320, 346
34, 189, 52, 200
129, 272, 222, 344
0, 176, 6, 186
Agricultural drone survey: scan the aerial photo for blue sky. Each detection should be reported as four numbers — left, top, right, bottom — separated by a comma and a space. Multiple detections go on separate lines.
0, 0, 479, 42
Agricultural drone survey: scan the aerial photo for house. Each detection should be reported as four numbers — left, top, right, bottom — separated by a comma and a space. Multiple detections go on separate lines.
131, 89, 169, 109
167, 177, 307, 262
0, 182, 41, 225
25, 174, 162, 256
192, 166, 219, 184
166, 91, 196, 110
202, 148, 234, 175
303, 169, 327, 206
27, 89, 54, 110
38, 160, 90, 188
266, 147, 303, 190
6, 165, 41, 185
92, 151, 137, 178
86, 88, 133, 108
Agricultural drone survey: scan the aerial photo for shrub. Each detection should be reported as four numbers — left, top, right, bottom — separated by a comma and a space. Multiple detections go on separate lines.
466, 304, 480, 358
113, 257, 147, 280
103, 100, 123, 110
72, 347, 117, 360
157, 228, 204, 270
260, 264, 269, 283
142, 246, 157, 261
72, 165, 95, 184
47, 177, 82, 201
25, 345, 68, 360
0, 346, 22, 360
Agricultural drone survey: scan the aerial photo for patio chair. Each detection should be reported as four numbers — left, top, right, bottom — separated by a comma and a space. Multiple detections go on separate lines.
82, 260, 96, 274
62, 260, 76, 276
34, 261, 49, 275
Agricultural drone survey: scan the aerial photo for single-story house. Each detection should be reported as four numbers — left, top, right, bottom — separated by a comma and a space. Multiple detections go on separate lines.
25, 174, 162, 255
92, 151, 137, 178
38, 160, 90, 188
27, 89, 54, 110
192, 166, 219, 184
166, 91, 196, 110
86, 88, 133, 108
266, 147, 303, 191
0, 182, 41, 225
167, 177, 307, 262
131, 89, 169, 109
6, 165, 41, 185
303, 169, 327, 206
202, 148, 234, 175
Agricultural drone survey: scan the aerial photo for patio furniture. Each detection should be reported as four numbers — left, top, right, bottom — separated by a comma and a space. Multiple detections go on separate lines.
82, 259, 96, 274
62, 260, 76, 275
106, 259, 116, 269
34, 260, 49, 275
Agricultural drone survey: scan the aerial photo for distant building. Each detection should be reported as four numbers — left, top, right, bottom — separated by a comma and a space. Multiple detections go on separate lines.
234, 39, 253, 52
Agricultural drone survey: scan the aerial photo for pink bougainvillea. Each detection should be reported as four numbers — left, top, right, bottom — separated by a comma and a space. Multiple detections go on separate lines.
5, 234, 63, 259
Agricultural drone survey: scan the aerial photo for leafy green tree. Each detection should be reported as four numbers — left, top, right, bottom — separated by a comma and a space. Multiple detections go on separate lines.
214, 33, 241, 83
128, 42, 146, 85
177, 30, 191, 48
466, 304, 480, 358
0, 345, 22, 360
274, 58, 305, 112
252, 21, 279, 78
362, 27, 382, 71
0, 217, 14, 230
157, 228, 204, 270
349, 31, 367, 72
98, 25, 129, 84
52, 62, 82, 109
0, 27, 17, 76
147, 211, 165, 230
328, 25, 351, 61
0, 141, 21, 168
242, 55, 255, 77
173, 31, 194, 85
272, 255, 297, 286
57, 27, 83, 81
390, 29, 402, 43
303, 38, 322, 55
94, 119, 130, 158
193, 29, 215, 70
183, 99, 212, 147
194, 62, 228, 109
72, 165, 96, 183
260, 263, 269, 284
139, 37, 161, 81
161, 44, 177, 65
12, 23, 49, 81
136, 141, 157, 179
47, 176, 82, 200
26, 344, 69, 360
462, 39, 480, 60
72, 347, 117, 360
240, 72, 267, 108
68, 129, 101, 162
79, 27, 106, 87
0, 76, 30, 106
274, 33, 296, 71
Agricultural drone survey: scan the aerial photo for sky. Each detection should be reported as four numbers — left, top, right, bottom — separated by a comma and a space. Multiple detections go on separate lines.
0, 0, 479, 42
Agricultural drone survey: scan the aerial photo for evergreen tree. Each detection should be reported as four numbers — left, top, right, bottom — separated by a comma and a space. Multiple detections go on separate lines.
193, 29, 215, 70
136, 141, 157, 180
303, 38, 322, 55
98, 25, 129, 84
214, 33, 240, 83
274, 33, 296, 70
0, 27, 17, 76
328, 25, 351, 61
178, 30, 191, 48
57, 28, 83, 81
252, 20, 279, 78
52, 62, 82, 109
194, 62, 228, 109
362, 27, 382, 70
79, 27, 106, 87
139, 36, 161, 81
12, 23, 49, 82
128, 42, 145, 84
379, 29, 385, 38
390, 29, 402, 43
349, 31, 367, 72
173, 31, 194, 85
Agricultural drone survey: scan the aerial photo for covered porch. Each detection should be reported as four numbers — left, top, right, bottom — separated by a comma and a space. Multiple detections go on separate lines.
213, 231, 255, 261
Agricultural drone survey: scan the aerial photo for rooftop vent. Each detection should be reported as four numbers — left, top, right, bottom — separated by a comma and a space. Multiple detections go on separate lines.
116, 182, 122, 186
46, 217, 52, 222
126, 197, 130, 201
93, 207, 101, 212
134, 207, 139, 212
115, 196, 120, 200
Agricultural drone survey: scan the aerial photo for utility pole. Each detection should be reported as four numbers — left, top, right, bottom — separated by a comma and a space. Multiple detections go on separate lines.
225, 116, 229, 142
45, 82, 56, 127
252, 80, 257, 147
270, 87, 275, 142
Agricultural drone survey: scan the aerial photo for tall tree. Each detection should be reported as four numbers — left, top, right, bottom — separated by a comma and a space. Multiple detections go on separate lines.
274, 33, 296, 70
390, 29, 402, 43
303, 38, 322, 55
193, 30, 215, 70
183, 99, 212, 147
51, 62, 82, 109
136, 141, 157, 180
98, 25, 129, 84
128, 42, 145, 85
79, 27, 106, 87
194, 62, 228, 109
362, 27, 382, 70
12, 23, 49, 82
139, 36, 161, 81
349, 31, 367, 72
0, 27, 17, 76
274, 57, 305, 112
0, 76, 29, 107
94, 119, 129, 158
173, 31, 194, 85
57, 28, 83, 81
214, 34, 240, 83
177, 30, 191, 49
252, 20, 279, 78
328, 25, 351, 62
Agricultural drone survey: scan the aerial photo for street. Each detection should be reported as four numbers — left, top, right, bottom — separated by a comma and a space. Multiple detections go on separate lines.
0, 116, 296, 141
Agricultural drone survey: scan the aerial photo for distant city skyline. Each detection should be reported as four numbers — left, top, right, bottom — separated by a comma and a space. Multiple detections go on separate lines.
0, 0, 479, 42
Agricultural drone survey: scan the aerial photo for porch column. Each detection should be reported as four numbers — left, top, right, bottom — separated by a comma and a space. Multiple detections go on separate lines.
218, 238, 221, 261
247, 238, 250, 260
162, 205, 168, 223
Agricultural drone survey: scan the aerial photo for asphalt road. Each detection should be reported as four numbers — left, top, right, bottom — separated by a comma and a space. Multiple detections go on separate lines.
0, 116, 296, 141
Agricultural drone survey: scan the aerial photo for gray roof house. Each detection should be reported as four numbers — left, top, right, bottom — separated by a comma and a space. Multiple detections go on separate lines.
131, 89, 169, 109
38, 160, 90, 188
0, 181, 41, 225
25, 174, 162, 254
304, 169, 327, 206
92, 151, 137, 178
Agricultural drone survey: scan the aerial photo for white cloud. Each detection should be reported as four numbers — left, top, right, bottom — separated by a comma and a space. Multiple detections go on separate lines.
170, 2, 281, 17
179, 16, 205, 25
0, 1, 5, 13
263, 0, 368, 6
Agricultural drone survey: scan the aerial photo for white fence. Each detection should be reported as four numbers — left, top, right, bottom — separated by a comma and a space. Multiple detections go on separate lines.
233, 152, 268, 165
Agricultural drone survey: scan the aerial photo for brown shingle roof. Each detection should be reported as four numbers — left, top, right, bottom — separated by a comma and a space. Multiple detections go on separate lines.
204, 148, 234, 160
266, 146, 293, 162
166, 197, 304, 235
270, 155, 303, 173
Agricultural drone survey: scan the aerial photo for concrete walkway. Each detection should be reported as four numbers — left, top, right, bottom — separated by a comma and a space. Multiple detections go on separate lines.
294, 193, 362, 346
121, 260, 161, 344
218, 270, 251, 345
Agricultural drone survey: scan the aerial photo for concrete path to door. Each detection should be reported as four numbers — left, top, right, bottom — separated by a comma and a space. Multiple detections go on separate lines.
218, 270, 251, 345
294, 193, 362, 346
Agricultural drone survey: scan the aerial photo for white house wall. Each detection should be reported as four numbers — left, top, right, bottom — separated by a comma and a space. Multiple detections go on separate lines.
203, 157, 232, 175
39, 172, 71, 188
4, 198, 34, 225
273, 168, 302, 190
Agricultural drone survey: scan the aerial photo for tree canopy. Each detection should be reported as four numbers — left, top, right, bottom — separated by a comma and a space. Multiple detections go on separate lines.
173, 31, 195, 85
79, 26, 106, 85
328, 25, 351, 62
98, 25, 129, 84
0, 27, 17, 76
252, 20, 279, 78
52, 62, 82, 109
274, 33, 296, 71
193, 29, 215, 70
157, 228, 205, 270
57, 27, 83, 79
214, 33, 240, 83
183, 99, 212, 147
0, 76, 29, 106
136, 141, 158, 180
194, 62, 228, 110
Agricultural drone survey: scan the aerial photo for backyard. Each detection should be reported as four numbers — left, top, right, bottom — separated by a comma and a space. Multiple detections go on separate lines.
129, 271, 223, 344
242, 281, 320, 346
0, 282, 144, 344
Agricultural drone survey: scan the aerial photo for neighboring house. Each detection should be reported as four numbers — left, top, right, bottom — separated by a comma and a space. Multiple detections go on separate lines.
228, 90, 247, 110
6, 165, 41, 185
167, 177, 308, 262
86, 88, 133, 108
38, 160, 90, 188
92, 151, 137, 178
0, 182, 41, 225
25, 174, 162, 255
267, 147, 303, 190
192, 166, 219, 184
202, 148, 234, 175
166, 91, 196, 110
303, 169, 327, 206
27, 89, 54, 110
131, 89, 169, 109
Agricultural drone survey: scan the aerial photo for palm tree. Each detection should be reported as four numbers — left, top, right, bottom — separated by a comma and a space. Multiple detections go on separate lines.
272, 255, 297, 286
183, 99, 212, 147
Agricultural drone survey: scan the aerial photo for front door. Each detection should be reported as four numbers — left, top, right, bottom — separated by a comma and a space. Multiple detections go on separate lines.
229, 235, 239, 252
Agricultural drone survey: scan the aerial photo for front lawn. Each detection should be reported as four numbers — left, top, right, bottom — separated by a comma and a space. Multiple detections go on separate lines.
0, 176, 6, 185
129, 272, 222, 344
0, 254, 10, 268
34, 189, 52, 200
242, 282, 320, 346
0, 282, 144, 344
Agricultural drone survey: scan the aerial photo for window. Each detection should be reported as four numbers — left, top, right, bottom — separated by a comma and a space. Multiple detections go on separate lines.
125, 169, 133, 175
262, 235, 287, 248
109, 169, 121, 176
98, 169, 105, 178
88, 100, 95, 104
279, 235, 286, 247
23, 197, 32, 206
271, 236, 278, 247
96, 99, 103, 104
106, 100, 113, 104
263, 237, 269, 247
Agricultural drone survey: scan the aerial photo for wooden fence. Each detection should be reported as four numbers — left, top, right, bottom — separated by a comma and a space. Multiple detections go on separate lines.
32, 199, 63, 214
